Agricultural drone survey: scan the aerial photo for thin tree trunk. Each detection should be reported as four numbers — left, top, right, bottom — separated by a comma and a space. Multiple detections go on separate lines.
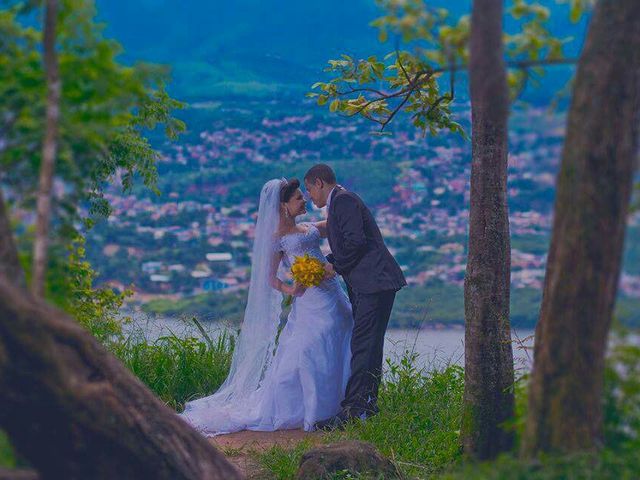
32, 0, 61, 297
0, 189, 25, 288
522, 0, 640, 456
462, 0, 515, 460
0, 274, 242, 479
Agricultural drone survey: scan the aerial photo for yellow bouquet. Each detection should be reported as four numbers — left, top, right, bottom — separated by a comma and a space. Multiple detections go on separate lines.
283, 254, 325, 306
291, 253, 325, 287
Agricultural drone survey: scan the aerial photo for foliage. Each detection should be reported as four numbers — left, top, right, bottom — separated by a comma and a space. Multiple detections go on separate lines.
454, 327, 640, 480
440, 447, 640, 480
111, 318, 235, 410
59, 235, 132, 343
393, 282, 465, 327
308, 0, 573, 135
258, 439, 316, 480
0, 431, 17, 468
333, 354, 464, 477
142, 290, 248, 324
13, 226, 132, 341
603, 325, 640, 450
0, 0, 185, 241
257, 329, 640, 479
558, 0, 596, 22
258, 351, 465, 479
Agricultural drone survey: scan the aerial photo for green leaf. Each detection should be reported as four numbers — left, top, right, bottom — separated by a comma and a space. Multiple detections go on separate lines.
329, 99, 340, 112
570, 3, 581, 23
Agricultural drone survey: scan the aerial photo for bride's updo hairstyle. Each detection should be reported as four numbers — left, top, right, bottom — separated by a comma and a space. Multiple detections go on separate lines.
280, 178, 300, 203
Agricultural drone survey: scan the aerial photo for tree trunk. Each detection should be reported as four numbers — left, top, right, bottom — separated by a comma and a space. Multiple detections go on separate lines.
0, 275, 242, 479
0, 467, 38, 480
462, 0, 514, 460
522, 0, 640, 456
0, 190, 25, 289
32, 0, 61, 297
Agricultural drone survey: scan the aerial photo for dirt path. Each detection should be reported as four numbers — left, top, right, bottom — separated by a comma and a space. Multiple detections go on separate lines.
209, 429, 323, 478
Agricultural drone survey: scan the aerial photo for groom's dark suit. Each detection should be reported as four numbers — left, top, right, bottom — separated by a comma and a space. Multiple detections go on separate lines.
326, 186, 406, 417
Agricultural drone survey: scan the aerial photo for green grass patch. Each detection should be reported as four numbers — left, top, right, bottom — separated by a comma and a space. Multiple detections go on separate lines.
111, 318, 234, 410
328, 354, 464, 478
257, 351, 465, 479
258, 439, 316, 480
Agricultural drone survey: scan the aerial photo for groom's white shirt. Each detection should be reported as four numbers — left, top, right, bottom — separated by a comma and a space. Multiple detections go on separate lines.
325, 185, 340, 212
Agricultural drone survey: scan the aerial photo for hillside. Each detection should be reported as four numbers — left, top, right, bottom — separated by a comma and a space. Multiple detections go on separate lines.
96, 0, 587, 101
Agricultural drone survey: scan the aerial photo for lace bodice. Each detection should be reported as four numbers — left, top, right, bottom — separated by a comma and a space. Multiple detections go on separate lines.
278, 223, 325, 269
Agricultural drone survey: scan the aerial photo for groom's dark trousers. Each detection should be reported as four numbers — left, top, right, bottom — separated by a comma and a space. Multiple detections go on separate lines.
343, 285, 396, 415
326, 186, 406, 417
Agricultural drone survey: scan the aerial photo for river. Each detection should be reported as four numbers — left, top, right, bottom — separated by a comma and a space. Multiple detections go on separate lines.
123, 313, 536, 373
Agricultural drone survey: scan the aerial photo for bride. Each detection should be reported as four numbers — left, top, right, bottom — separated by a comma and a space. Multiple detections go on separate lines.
180, 178, 353, 435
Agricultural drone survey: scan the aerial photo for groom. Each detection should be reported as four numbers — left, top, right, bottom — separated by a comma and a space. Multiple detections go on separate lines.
304, 164, 406, 429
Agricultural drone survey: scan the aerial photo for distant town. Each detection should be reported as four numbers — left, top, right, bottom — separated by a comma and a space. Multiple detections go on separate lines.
72, 102, 639, 326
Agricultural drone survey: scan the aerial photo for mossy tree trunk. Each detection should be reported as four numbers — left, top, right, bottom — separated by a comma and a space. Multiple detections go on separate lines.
523, 0, 640, 456
462, 0, 515, 460
0, 275, 242, 479
0, 200, 240, 478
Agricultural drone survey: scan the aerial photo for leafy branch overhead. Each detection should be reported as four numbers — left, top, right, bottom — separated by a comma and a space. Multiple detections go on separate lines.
308, 0, 578, 136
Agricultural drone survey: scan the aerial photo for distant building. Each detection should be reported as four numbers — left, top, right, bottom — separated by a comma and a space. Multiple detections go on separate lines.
191, 270, 211, 279
206, 252, 233, 262
150, 274, 170, 283
102, 244, 120, 256
221, 277, 239, 287
142, 261, 163, 273
208, 237, 224, 246
201, 278, 228, 291
439, 243, 464, 254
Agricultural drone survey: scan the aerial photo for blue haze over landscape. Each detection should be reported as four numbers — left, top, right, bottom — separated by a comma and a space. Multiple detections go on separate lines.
83, 1, 640, 331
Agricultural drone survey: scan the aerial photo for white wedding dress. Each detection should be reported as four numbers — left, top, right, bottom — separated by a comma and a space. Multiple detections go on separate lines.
180, 220, 353, 435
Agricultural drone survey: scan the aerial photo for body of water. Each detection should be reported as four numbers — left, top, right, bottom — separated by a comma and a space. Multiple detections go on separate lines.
123, 313, 535, 373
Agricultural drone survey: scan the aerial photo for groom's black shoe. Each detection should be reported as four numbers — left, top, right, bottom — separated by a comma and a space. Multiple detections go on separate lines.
313, 409, 355, 432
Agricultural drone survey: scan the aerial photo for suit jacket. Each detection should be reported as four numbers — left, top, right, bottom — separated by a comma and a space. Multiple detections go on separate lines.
326, 187, 407, 294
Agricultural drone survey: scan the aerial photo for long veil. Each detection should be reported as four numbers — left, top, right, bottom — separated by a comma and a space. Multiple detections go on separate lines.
181, 179, 284, 433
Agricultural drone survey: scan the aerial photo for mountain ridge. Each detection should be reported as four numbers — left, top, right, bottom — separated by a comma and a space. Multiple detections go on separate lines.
96, 0, 587, 102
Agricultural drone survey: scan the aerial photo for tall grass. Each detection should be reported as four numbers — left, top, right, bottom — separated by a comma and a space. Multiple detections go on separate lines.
258, 351, 465, 479
333, 353, 464, 477
111, 317, 235, 411
3, 297, 638, 479
258, 330, 640, 480
259, 439, 318, 480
